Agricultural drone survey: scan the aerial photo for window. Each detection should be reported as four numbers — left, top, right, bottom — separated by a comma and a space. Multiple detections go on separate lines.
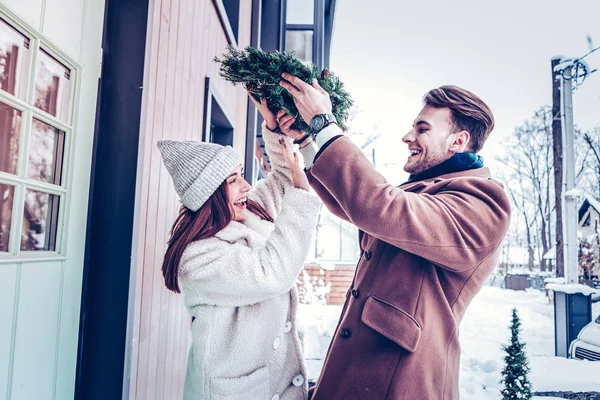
0, 183, 14, 252
583, 213, 591, 227
222, 0, 240, 43
312, 207, 360, 263
286, 0, 314, 24
0, 15, 76, 256
204, 77, 234, 146
285, 30, 313, 64
34, 49, 71, 122
284, 0, 317, 65
0, 18, 29, 99
213, 0, 239, 47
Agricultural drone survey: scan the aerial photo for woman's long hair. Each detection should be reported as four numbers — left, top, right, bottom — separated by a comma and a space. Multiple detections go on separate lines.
162, 181, 273, 292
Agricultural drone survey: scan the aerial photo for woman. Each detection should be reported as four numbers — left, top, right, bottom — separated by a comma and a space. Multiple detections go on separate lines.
157, 97, 320, 400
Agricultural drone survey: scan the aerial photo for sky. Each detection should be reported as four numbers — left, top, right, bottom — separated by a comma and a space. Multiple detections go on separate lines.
329, 0, 600, 184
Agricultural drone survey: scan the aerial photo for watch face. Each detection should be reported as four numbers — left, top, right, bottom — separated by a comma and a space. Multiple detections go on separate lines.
310, 115, 325, 132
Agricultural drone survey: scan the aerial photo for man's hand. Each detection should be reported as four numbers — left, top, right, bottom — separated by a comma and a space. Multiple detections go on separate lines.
279, 73, 333, 125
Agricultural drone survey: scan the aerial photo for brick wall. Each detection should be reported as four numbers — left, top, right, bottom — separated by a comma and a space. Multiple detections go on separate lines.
298, 263, 356, 305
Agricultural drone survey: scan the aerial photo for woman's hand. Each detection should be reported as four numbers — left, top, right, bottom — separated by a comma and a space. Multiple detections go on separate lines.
248, 93, 278, 131
275, 110, 305, 142
279, 137, 310, 192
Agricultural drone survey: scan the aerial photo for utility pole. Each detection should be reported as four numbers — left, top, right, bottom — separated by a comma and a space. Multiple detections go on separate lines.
551, 57, 564, 277
559, 64, 579, 284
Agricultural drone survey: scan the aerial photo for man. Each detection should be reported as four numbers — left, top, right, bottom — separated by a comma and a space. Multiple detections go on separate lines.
278, 75, 511, 399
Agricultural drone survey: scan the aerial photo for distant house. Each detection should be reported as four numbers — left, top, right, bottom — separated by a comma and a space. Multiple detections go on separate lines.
579, 196, 600, 238
543, 195, 600, 278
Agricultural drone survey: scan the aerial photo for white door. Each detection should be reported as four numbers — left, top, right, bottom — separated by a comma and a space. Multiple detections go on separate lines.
0, 1, 105, 399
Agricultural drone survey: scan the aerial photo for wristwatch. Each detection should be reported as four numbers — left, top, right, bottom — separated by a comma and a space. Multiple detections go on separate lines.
309, 113, 336, 138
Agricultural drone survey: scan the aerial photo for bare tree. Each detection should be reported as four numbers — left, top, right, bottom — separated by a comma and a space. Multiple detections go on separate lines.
582, 127, 600, 197
497, 107, 554, 271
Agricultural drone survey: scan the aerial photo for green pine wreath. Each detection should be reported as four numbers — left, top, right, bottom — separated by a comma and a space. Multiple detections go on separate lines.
214, 45, 353, 132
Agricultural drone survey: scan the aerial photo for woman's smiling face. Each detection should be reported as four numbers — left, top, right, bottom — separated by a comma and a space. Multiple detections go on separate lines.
225, 165, 252, 221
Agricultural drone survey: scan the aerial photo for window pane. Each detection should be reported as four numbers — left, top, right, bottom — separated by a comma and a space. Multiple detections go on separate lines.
34, 49, 71, 122
0, 18, 30, 99
286, 0, 314, 24
28, 118, 65, 185
20, 189, 59, 251
316, 208, 342, 260
0, 183, 14, 252
341, 220, 360, 262
0, 101, 22, 175
286, 30, 313, 64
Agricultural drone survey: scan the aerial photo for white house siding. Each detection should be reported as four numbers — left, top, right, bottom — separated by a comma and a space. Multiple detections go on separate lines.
0, 1, 105, 399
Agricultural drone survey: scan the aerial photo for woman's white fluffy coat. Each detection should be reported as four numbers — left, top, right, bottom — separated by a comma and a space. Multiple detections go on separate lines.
179, 124, 321, 400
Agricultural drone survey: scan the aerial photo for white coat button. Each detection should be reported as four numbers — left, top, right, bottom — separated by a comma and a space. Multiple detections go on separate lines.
284, 321, 292, 333
271, 395, 280, 400
273, 336, 281, 349
292, 374, 304, 386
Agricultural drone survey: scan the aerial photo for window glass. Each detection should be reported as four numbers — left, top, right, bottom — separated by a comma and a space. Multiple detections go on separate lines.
28, 118, 65, 185
340, 220, 360, 262
0, 183, 14, 252
20, 189, 59, 251
0, 18, 29, 99
34, 49, 71, 122
286, 0, 314, 24
286, 30, 313, 64
0, 100, 22, 175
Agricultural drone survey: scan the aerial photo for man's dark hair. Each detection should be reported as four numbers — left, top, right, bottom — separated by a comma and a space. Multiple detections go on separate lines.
423, 85, 494, 153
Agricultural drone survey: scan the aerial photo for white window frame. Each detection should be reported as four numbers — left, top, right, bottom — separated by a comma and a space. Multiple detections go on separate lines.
0, 5, 82, 264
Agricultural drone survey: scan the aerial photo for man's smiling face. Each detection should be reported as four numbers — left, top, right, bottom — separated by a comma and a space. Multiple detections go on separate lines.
402, 105, 459, 176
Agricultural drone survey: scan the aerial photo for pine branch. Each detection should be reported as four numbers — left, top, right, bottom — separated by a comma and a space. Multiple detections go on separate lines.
214, 45, 354, 132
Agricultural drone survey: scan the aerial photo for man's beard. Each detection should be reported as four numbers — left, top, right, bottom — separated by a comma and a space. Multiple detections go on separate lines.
404, 148, 450, 176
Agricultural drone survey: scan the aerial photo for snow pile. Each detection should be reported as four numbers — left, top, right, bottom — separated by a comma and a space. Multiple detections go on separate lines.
298, 286, 600, 399
545, 283, 599, 296
544, 277, 565, 284
529, 356, 600, 392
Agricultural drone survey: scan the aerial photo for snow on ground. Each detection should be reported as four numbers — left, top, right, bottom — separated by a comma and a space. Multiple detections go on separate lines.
298, 286, 600, 399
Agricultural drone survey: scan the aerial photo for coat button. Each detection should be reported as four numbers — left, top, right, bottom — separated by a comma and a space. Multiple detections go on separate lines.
292, 374, 304, 386
273, 337, 281, 349
284, 321, 292, 333
364, 251, 371, 260
340, 328, 351, 339
271, 395, 280, 400
351, 289, 360, 299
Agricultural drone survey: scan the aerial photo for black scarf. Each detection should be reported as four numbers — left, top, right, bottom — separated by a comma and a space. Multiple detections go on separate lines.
404, 152, 484, 184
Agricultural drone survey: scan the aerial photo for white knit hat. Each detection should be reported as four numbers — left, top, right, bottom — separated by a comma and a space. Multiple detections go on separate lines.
157, 140, 242, 212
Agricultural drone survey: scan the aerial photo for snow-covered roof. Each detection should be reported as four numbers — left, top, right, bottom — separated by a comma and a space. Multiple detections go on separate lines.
545, 283, 599, 296
543, 246, 556, 260
579, 195, 600, 222
544, 277, 565, 284
585, 196, 600, 215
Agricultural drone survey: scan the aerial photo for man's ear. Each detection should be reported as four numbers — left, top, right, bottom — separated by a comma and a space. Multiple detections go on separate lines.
449, 130, 470, 152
